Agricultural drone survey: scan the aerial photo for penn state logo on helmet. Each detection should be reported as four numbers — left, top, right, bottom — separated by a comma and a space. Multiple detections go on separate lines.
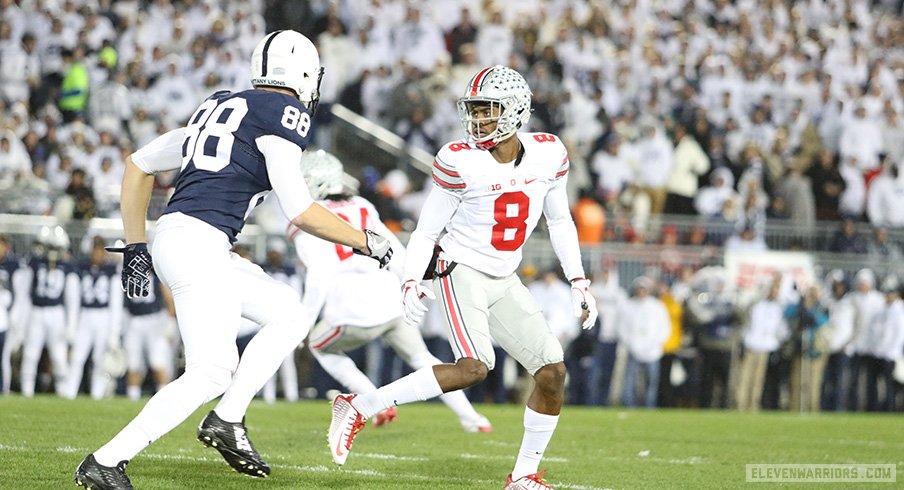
457, 65, 532, 150
250, 30, 325, 113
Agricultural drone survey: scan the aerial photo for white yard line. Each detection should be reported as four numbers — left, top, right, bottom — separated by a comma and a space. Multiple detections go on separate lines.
0, 445, 607, 490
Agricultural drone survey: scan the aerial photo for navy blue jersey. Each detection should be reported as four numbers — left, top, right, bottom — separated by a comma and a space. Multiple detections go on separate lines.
164, 89, 312, 243
125, 274, 163, 316
77, 260, 118, 308
28, 256, 74, 307
0, 254, 20, 292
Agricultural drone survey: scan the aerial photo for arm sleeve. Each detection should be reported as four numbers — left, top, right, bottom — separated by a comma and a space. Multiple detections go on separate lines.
401, 187, 461, 283
257, 135, 315, 221
64, 272, 80, 337
543, 178, 586, 281
131, 128, 187, 174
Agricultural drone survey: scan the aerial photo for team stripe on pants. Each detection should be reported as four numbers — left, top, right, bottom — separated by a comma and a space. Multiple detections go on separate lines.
438, 261, 478, 360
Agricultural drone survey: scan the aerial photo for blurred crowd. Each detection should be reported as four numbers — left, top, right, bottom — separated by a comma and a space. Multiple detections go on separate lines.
1, 0, 903, 245
522, 262, 904, 412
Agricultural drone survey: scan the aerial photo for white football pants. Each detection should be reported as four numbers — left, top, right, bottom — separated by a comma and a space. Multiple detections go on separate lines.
63, 308, 113, 399
20, 305, 68, 397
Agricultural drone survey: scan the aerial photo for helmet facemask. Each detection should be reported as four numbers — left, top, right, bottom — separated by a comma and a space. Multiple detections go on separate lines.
456, 65, 532, 150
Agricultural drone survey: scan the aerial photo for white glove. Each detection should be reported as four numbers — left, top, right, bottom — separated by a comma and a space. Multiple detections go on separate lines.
402, 279, 435, 327
570, 278, 598, 329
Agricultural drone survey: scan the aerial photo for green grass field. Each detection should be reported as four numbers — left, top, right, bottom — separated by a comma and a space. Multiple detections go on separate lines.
0, 396, 901, 489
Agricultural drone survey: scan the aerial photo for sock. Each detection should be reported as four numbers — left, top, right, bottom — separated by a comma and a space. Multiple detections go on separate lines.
352, 366, 443, 419
127, 385, 141, 401
215, 321, 307, 423
94, 369, 228, 466
511, 407, 559, 480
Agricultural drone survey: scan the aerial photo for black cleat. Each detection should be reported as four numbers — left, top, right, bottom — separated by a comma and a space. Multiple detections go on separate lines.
197, 410, 270, 477
74, 454, 133, 489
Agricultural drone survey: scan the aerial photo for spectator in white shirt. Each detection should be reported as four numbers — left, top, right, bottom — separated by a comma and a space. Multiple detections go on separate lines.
588, 264, 627, 406
474, 10, 513, 67
694, 167, 738, 217
847, 268, 886, 411
736, 277, 788, 412
665, 124, 710, 215
634, 122, 674, 215
821, 272, 856, 411
866, 160, 904, 228
590, 134, 634, 210
619, 277, 670, 408
838, 156, 866, 219
840, 104, 883, 172
864, 278, 904, 412
528, 269, 579, 351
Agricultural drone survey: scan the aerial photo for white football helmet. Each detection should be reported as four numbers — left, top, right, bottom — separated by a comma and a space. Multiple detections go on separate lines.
457, 65, 532, 150
37, 225, 70, 250
300, 149, 345, 200
250, 30, 324, 112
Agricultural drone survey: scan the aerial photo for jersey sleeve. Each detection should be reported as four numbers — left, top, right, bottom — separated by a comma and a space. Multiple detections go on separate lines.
257, 135, 315, 220
554, 141, 569, 181
131, 128, 187, 174
432, 149, 466, 194
255, 93, 312, 150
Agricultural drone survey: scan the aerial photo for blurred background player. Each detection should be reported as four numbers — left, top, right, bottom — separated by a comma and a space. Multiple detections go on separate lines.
0, 235, 22, 394
62, 236, 123, 400
123, 273, 176, 401
329, 66, 598, 490
19, 225, 79, 397
259, 238, 301, 402
294, 149, 492, 432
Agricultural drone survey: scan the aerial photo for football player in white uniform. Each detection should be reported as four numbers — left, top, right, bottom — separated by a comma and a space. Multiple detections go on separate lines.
328, 66, 598, 490
294, 150, 492, 432
62, 236, 123, 400
76, 31, 392, 489
19, 225, 79, 398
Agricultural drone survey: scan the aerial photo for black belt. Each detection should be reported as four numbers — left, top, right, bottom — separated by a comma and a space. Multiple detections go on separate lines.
423, 244, 457, 280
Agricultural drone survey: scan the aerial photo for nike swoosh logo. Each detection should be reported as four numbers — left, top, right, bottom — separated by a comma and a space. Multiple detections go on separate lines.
524, 178, 538, 184
335, 439, 346, 457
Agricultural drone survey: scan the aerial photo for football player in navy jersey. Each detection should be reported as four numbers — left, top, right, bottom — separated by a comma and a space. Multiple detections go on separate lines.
259, 239, 301, 403
76, 30, 393, 489
122, 272, 176, 401
20, 226, 79, 398
62, 236, 123, 400
0, 234, 19, 394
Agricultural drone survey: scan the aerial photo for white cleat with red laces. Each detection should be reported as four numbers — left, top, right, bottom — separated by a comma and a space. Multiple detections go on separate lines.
504, 471, 554, 490
461, 414, 493, 433
328, 393, 367, 465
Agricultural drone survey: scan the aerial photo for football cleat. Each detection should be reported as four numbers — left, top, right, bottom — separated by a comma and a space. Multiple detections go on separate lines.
74, 454, 133, 489
461, 414, 493, 433
372, 406, 398, 427
197, 410, 270, 477
504, 470, 554, 490
328, 393, 367, 465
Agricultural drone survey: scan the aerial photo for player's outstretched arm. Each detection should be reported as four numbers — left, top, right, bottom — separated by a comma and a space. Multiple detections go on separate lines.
292, 203, 368, 252
120, 128, 186, 243
120, 157, 156, 244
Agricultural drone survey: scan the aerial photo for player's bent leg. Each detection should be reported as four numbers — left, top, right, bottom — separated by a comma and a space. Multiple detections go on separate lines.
215, 263, 310, 423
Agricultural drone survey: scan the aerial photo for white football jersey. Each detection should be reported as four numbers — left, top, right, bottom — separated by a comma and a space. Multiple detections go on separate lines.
290, 196, 402, 327
431, 132, 570, 277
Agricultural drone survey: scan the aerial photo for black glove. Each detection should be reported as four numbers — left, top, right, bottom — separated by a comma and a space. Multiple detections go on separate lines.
106, 242, 153, 298
353, 229, 393, 269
